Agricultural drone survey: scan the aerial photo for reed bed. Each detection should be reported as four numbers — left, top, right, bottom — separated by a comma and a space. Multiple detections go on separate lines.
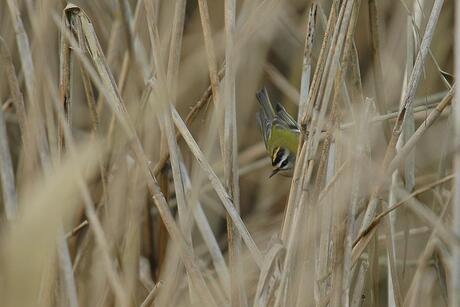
0, 0, 456, 306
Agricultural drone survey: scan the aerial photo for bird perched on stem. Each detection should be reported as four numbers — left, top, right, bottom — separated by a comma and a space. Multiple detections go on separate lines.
256, 87, 300, 177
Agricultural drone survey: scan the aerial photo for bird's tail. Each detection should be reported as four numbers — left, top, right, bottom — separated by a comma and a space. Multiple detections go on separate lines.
256, 87, 276, 120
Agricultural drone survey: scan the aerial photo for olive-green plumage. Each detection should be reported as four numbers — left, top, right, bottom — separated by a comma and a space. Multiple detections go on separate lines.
256, 87, 300, 177
267, 126, 299, 157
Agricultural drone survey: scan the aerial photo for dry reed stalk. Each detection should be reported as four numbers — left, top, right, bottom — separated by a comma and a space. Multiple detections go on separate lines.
0, 0, 456, 305
6, 0, 37, 104
350, 259, 368, 307
264, 63, 301, 104
152, 77, 217, 177
56, 22, 131, 305
0, 36, 28, 143
223, 0, 246, 305
253, 241, 285, 307
355, 0, 446, 260
1, 142, 100, 307
103, 0, 149, 147
384, 0, 422, 302
61, 4, 217, 305
142, 1, 194, 302
394, 187, 460, 249
281, 1, 360, 304
153, 0, 279, 179
453, 1, 460, 305
6, 0, 50, 178
405, 192, 451, 305
329, 3, 363, 306
298, 4, 317, 122
140, 281, 162, 307
388, 88, 454, 172
0, 80, 18, 221
180, 164, 230, 290
5, 5, 85, 307
281, 0, 338, 245
341, 99, 369, 307
171, 107, 263, 267
196, 0, 224, 132
354, 174, 455, 248
368, 0, 390, 140
275, 1, 357, 305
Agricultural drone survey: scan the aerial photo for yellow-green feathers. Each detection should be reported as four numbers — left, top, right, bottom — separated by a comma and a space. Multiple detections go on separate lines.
256, 87, 300, 177
267, 126, 299, 157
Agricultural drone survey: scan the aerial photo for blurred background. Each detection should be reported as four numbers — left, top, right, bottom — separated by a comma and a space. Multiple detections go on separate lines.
0, 0, 455, 306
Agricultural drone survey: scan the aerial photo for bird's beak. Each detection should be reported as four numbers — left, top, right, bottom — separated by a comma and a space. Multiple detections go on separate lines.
269, 168, 280, 178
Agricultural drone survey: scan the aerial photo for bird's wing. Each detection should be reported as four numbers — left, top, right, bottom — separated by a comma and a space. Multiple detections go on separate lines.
256, 111, 272, 148
274, 103, 300, 131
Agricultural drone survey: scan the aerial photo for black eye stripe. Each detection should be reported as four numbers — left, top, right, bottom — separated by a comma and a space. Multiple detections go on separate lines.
280, 158, 288, 168
272, 148, 285, 165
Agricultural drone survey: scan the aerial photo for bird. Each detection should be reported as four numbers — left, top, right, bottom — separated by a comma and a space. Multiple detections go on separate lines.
256, 87, 300, 178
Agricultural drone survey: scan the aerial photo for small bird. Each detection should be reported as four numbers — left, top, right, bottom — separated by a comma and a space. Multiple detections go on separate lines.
256, 87, 300, 178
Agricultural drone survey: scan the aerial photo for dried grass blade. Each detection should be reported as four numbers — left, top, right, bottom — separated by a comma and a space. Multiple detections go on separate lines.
171, 107, 264, 268
253, 242, 285, 307
224, 0, 246, 305
181, 164, 231, 290
357, 0, 446, 252
368, 0, 391, 139
1, 141, 100, 307
298, 3, 317, 122
62, 4, 217, 305
350, 260, 368, 307
453, 0, 460, 303
0, 101, 18, 220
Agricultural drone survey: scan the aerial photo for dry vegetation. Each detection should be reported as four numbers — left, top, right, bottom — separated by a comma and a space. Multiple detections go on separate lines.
0, 0, 457, 306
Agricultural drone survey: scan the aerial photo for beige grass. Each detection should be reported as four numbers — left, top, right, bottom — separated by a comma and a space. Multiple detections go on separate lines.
0, 0, 456, 306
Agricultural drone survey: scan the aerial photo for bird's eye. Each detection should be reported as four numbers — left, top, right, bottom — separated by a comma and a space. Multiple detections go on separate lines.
280, 159, 289, 169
